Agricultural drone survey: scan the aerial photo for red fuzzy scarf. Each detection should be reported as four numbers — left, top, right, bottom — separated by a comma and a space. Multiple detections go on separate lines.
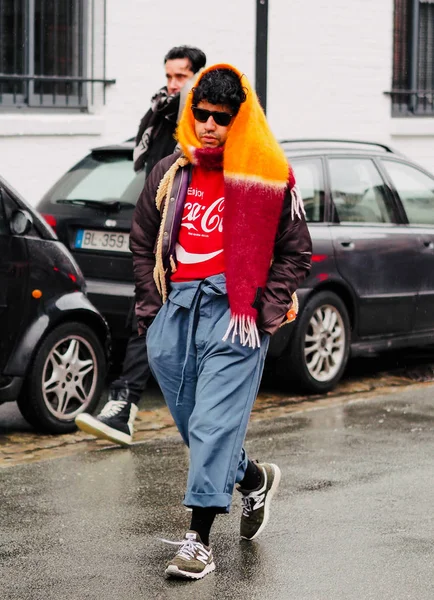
192, 146, 289, 348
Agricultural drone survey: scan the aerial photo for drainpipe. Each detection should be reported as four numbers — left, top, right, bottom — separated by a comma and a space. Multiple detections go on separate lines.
255, 0, 269, 113
409, 0, 420, 113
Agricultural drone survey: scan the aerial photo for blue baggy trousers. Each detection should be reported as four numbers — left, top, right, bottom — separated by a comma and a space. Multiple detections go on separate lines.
146, 274, 269, 512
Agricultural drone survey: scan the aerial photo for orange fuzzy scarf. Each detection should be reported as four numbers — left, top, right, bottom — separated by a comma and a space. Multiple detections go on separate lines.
176, 63, 301, 348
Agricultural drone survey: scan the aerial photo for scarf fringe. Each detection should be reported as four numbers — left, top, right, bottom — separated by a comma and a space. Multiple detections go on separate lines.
291, 184, 306, 220
222, 315, 261, 349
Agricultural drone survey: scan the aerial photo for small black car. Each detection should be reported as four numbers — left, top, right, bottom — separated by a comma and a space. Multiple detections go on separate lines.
0, 176, 110, 433
37, 138, 434, 395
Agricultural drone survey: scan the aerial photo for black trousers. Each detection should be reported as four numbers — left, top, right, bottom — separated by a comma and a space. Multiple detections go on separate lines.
110, 313, 151, 405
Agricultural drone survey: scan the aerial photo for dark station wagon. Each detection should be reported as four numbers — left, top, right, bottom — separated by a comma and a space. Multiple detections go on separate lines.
37, 138, 434, 394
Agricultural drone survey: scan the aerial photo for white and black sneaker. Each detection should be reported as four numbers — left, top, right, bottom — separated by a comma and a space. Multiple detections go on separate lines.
75, 385, 138, 446
164, 531, 216, 580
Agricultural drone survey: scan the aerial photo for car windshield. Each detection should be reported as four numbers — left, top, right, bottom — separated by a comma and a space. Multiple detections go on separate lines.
49, 153, 146, 207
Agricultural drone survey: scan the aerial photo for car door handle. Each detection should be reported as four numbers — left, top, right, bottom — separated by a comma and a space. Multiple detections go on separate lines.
423, 240, 434, 249
339, 239, 355, 249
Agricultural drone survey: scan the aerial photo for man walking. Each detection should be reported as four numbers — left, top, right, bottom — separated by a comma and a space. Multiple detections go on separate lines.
130, 64, 312, 579
75, 46, 206, 445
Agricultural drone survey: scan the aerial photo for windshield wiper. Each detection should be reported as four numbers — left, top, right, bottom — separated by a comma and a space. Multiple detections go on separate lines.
56, 199, 133, 211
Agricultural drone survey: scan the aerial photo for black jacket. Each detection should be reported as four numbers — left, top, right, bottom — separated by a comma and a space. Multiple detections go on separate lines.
134, 97, 180, 175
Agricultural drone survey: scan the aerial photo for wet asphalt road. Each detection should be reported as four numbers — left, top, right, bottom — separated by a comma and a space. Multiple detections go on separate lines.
1, 383, 434, 600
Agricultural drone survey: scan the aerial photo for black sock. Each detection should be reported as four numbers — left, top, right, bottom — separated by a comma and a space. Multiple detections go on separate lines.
239, 460, 263, 492
190, 507, 218, 546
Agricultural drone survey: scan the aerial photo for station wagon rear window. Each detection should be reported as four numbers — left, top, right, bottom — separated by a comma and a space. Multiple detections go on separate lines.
50, 154, 146, 207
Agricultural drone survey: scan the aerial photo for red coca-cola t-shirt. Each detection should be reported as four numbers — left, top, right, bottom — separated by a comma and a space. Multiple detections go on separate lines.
171, 166, 225, 282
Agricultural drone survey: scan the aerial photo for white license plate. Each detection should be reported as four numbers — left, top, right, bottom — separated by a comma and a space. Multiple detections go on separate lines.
75, 229, 131, 253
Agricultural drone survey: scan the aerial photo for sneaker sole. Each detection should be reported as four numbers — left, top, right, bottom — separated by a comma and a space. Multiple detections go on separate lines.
75, 414, 132, 447
241, 463, 282, 541
165, 561, 216, 580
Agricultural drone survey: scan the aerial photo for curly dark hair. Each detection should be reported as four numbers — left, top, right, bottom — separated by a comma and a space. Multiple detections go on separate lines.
164, 46, 206, 74
192, 68, 247, 114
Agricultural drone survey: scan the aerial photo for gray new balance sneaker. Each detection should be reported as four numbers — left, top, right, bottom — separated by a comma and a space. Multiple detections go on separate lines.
75, 385, 138, 446
238, 463, 281, 540
165, 531, 216, 580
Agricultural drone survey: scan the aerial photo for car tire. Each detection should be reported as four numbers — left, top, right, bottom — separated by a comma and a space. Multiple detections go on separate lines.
17, 322, 106, 434
276, 291, 351, 394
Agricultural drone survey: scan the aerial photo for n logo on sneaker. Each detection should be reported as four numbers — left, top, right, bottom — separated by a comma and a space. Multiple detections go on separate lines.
252, 494, 265, 511
196, 549, 211, 565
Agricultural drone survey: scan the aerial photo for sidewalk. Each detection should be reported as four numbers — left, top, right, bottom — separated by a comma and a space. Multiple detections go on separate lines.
0, 365, 423, 468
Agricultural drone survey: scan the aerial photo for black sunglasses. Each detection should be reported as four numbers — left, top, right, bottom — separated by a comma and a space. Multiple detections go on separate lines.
192, 106, 234, 126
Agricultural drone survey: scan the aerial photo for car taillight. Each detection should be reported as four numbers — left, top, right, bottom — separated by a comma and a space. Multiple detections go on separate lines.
53, 266, 82, 290
41, 213, 57, 232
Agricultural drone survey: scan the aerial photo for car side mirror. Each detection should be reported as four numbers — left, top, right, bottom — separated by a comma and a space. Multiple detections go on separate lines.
10, 209, 33, 235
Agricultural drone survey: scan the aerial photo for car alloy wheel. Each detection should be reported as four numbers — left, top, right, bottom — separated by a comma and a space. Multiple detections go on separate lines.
42, 334, 98, 420
17, 322, 106, 433
276, 291, 351, 394
305, 303, 346, 382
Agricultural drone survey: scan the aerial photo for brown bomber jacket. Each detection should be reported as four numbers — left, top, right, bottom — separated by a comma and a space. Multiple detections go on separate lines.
129, 152, 313, 335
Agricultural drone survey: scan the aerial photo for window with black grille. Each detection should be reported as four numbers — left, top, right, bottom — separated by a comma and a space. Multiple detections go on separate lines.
389, 0, 434, 116
0, 0, 114, 109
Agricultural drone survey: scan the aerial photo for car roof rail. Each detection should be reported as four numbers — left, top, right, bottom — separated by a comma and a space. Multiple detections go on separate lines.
279, 138, 397, 154
91, 140, 134, 153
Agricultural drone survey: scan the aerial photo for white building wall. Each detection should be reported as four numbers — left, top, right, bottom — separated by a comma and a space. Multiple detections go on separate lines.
0, 0, 255, 204
0, 0, 433, 205
101, 0, 256, 145
268, 0, 394, 141
269, 0, 434, 170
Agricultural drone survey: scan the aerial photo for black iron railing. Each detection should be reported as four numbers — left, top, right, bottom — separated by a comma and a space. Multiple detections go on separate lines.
390, 1, 434, 117
0, 0, 114, 109
0, 74, 116, 107
384, 89, 434, 116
